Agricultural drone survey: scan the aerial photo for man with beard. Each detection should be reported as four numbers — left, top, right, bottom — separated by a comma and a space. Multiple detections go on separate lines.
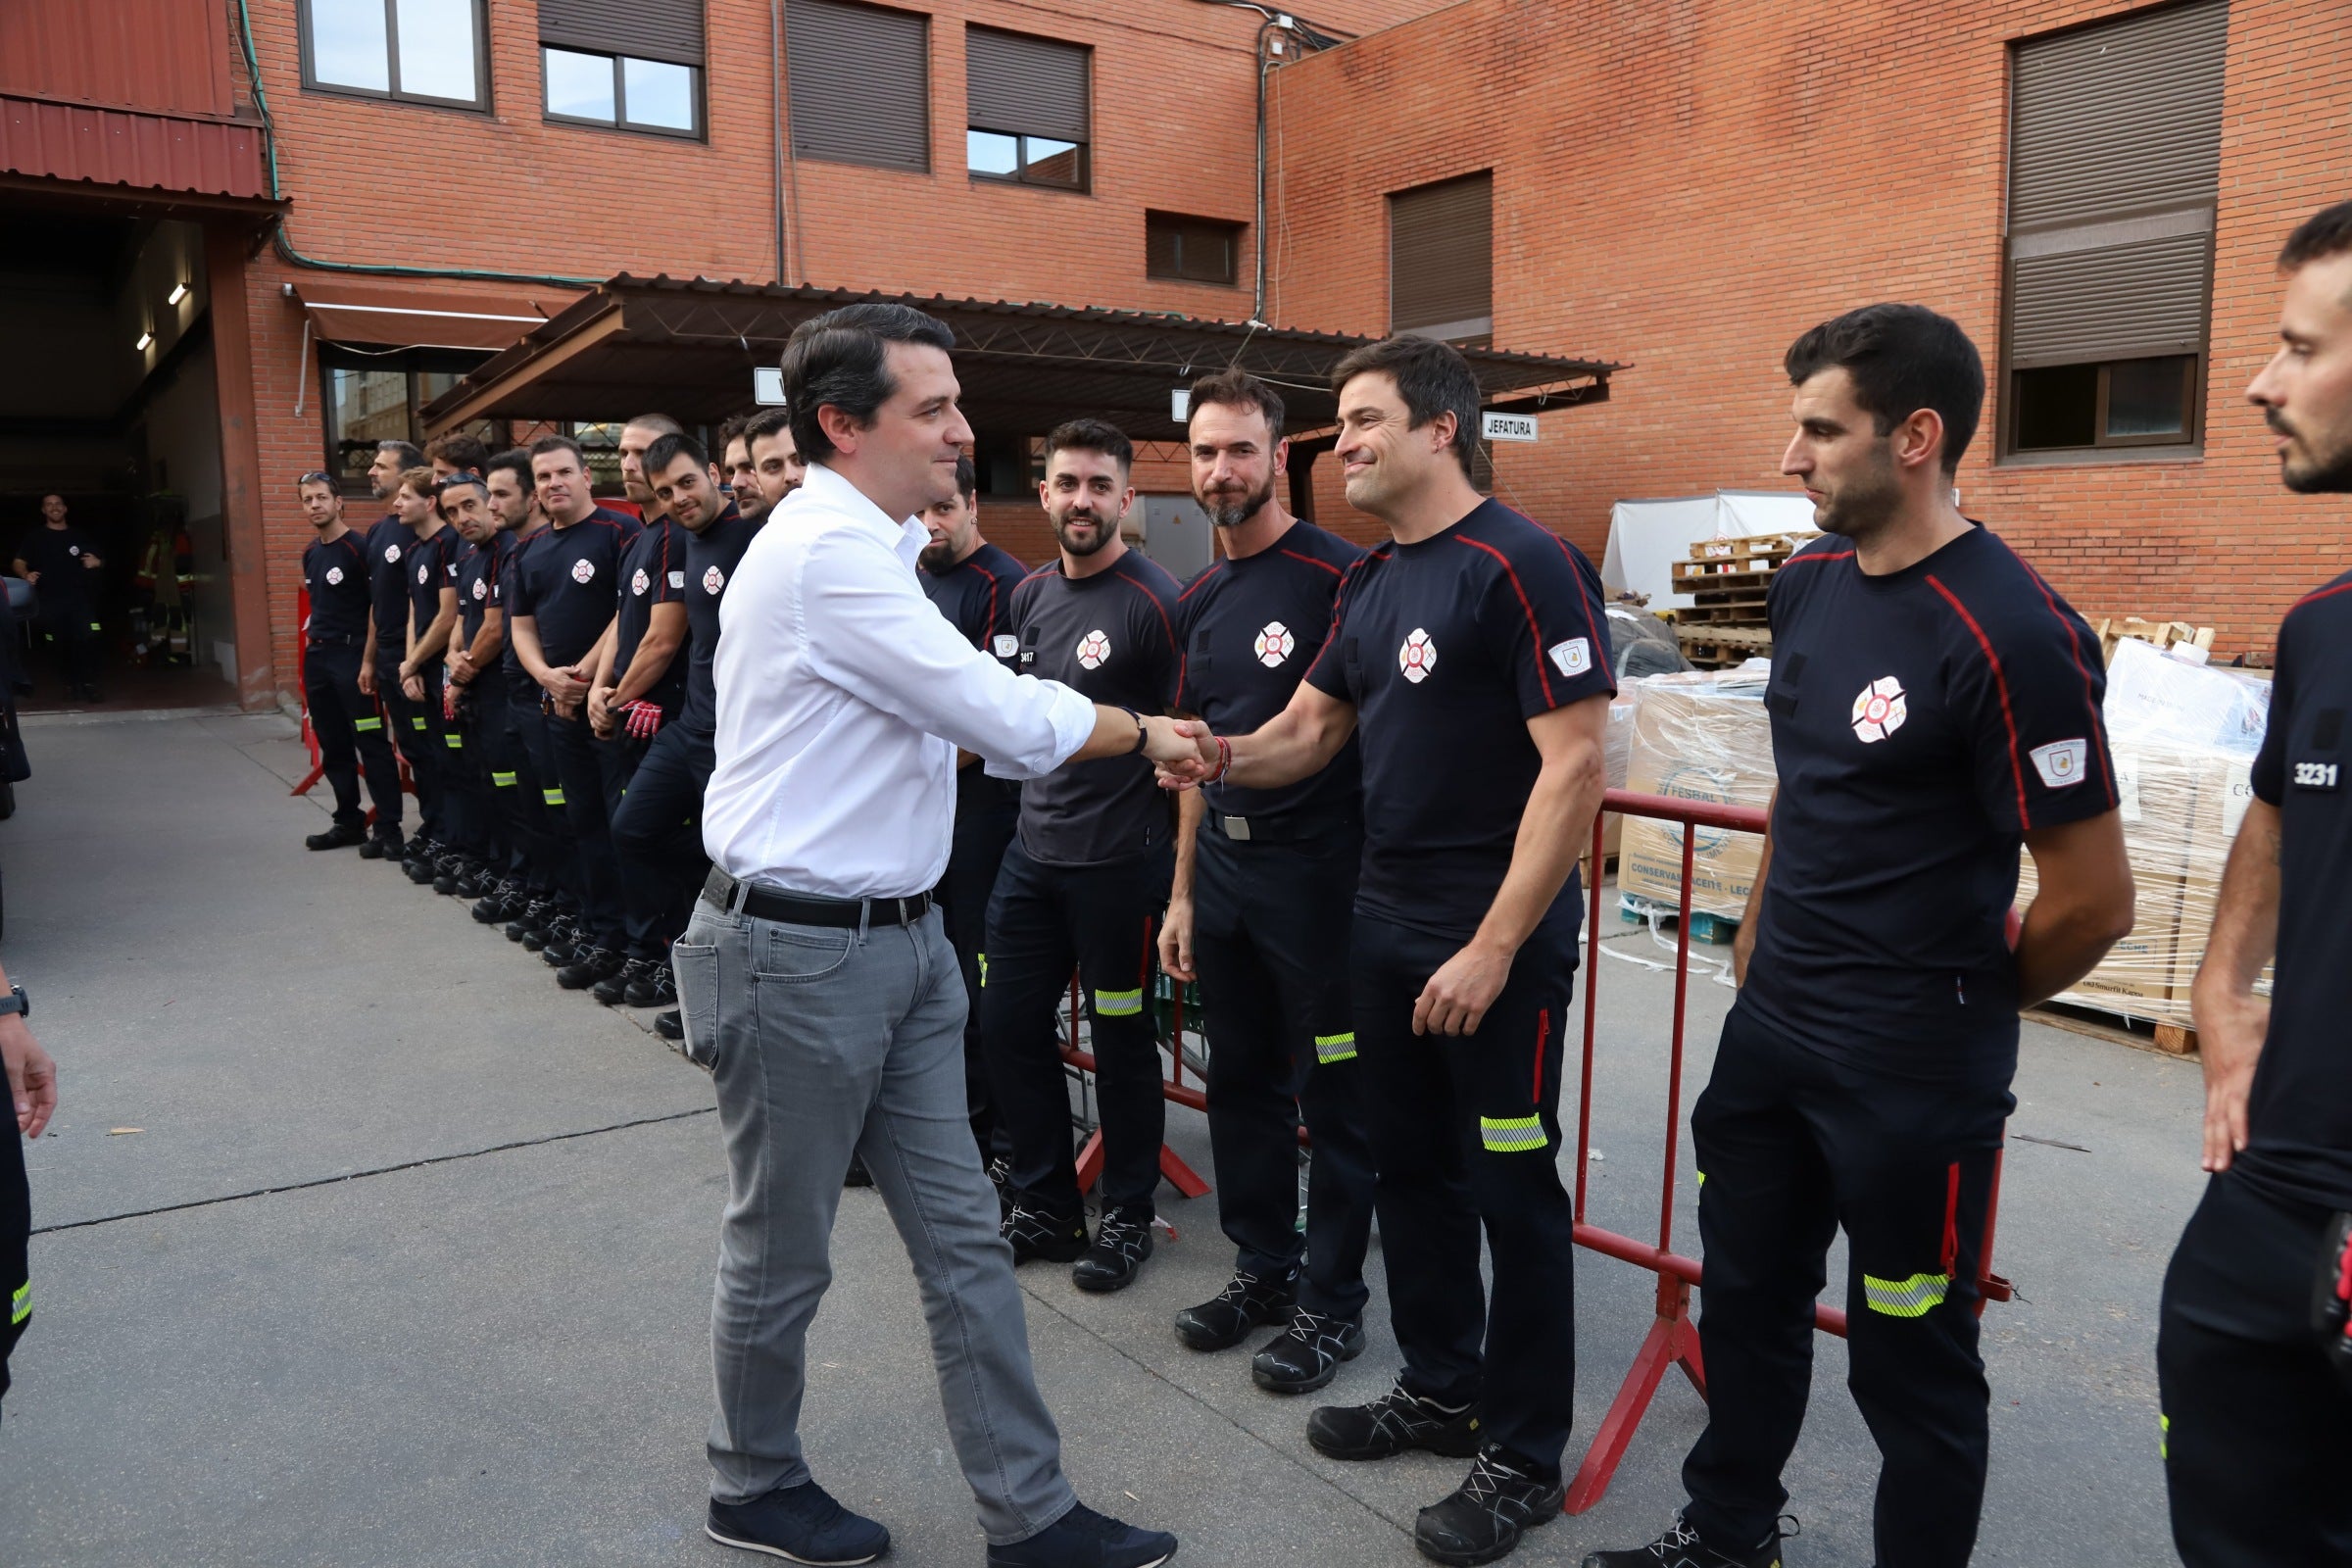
2162, 201, 2352, 1566
433, 471, 507, 898
1158, 336, 1612, 1565
717, 416, 768, 524
508, 435, 640, 976
394, 467, 470, 886
747, 407, 808, 506
297, 470, 402, 851
982, 418, 1184, 1294
918, 454, 1027, 1174
1157, 369, 1379, 1397
470, 449, 563, 931
362, 440, 431, 861
1585, 306, 2133, 1568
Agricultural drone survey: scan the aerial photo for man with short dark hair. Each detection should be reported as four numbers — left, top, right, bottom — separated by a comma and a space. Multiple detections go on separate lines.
362, 439, 434, 862
2162, 202, 2352, 1566
508, 435, 640, 977
1158, 368, 1379, 1397
982, 418, 1184, 1294
297, 471, 402, 851
394, 467, 470, 886
431, 471, 506, 898
1162, 333, 1613, 1565
689, 301, 1182, 1568
475, 450, 566, 936
717, 415, 768, 524
428, 431, 491, 482
14, 493, 106, 704
744, 408, 806, 511
918, 454, 1028, 1169
618, 412, 685, 522
1586, 305, 2134, 1568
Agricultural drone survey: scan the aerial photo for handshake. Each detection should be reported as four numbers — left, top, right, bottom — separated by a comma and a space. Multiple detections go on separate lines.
1136, 715, 1229, 791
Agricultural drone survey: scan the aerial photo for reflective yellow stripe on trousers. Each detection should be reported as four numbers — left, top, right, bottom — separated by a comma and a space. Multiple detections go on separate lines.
1314, 1032, 1356, 1064
1480, 1115, 1545, 1152
1862, 1271, 1950, 1318
1095, 989, 1143, 1017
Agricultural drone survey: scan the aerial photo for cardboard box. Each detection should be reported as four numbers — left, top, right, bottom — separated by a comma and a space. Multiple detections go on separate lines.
2168, 752, 2273, 1001
1616, 679, 1774, 919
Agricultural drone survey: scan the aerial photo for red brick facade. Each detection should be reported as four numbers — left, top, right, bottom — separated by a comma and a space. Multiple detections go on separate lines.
1266, 0, 2352, 656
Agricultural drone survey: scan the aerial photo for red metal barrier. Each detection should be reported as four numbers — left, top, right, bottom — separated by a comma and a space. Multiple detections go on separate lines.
1063, 975, 1212, 1200
1565, 786, 2013, 1513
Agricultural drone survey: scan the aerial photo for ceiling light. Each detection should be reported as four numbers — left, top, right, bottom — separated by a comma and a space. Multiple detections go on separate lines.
167, 280, 188, 305
134, 330, 154, 351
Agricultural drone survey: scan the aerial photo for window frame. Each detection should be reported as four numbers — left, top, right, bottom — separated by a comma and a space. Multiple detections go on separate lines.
1145, 212, 1242, 286
540, 46, 704, 139
966, 130, 1089, 193
2003, 353, 2205, 461
299, 0, 493, 113
318, 345, 502, 497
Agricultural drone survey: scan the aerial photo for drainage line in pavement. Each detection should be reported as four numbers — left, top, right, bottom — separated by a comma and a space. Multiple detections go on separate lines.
29, 1107, 716, 1236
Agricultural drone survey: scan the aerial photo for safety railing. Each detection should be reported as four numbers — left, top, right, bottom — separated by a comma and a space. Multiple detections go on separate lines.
1566, 786, 2013, 1512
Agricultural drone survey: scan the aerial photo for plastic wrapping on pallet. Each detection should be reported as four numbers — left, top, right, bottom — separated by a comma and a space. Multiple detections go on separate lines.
1615, 668, 1776, 918
2017, 640, 2273, 1027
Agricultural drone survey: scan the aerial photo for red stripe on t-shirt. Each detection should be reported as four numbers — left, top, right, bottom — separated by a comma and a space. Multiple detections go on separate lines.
1926, 573, 2033, 831
1117, 558, 1178, 654
1781, 549, 1857, 565
1302, 546, 1386, 688
1456, 533, 1554, 708
1278, 547, 1345, 577
1176, 560, 1226, 603
979, 568, 1001, 653
1536, 528, 1608, 659
2010, 549, 2116, 806
2290, 578, 2352, 614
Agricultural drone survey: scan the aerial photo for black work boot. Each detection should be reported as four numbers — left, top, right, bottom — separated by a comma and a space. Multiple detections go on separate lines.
1174, 1268, 1297, 1351
592, 956, 652, 1006
653, 1008, 684, 1041
1414, 1446, 1566, 1566
1252, 1307, 1366, 1394
1002, 1201, 1089, 1264
507, 897, 553, 944
1579, 1513, 1790, 1568
1306, 1378, 1483, 1461
472, 878, 521, 924
306, 820, 368, 852
359, 830, 403, 861
624, 960, 677, 1008
556, 944, 624, 990
539, 918, 583, 964
1072, 1207, 1153, 1293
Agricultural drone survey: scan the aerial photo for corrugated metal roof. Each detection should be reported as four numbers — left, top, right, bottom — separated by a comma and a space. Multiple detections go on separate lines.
0, 93, 270, 202
0, 0, 238, 121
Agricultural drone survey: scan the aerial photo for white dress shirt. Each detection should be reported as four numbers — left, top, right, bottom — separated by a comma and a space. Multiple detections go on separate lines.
702, 463, 1098, 899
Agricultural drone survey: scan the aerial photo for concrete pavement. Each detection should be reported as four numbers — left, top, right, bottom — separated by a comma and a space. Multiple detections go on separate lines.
0, 712, 2202, 1564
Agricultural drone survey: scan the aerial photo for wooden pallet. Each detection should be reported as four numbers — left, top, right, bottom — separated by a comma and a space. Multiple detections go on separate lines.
1676, 622, 1772, 668
1619, 898, 1741, 945
2026, 1000, 2198, 1057
1688, 531, 1818, 564
2087, 615, 2216, 666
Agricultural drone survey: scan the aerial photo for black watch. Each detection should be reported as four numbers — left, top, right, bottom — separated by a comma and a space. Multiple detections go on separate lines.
0, 985, 29, 1021
1123, 707, 1149, 755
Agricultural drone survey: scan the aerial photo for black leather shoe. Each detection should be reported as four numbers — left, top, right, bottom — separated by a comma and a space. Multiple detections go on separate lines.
1174, 1268, 1297, 1351
556, 945, 624, 989
403, 847, 441, 884
539, 919, 582, 964
985, 1500, 1177, 1568
452, 862, 496, 900
1072, 1209, 1152, 1293
306, 821, 368, 852
707, 1479, 889, 1565
1415, 1446, 1565, 1566
624, 961, 677, 1007
1003, 1202, 1089, 1264
1251, 1307, 1365, 1394
844, 1154, 874, 1188
472, 879, 520, 924
431, 855, 475, 895
1307, 1379, 1483, 1461
359, 832, 402, 860
592, 956, 651, 1005
507, 898, 553, 944
1579, 1513, 1791, 1568
653, 1008, 684, 1041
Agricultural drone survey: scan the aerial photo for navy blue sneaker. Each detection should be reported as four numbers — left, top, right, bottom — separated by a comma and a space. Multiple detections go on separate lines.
706, 1479, 890, 1564
986, 1501, 1177, 1567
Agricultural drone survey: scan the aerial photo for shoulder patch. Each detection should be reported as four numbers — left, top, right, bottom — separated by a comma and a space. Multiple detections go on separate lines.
1547, 637, 1592, 678
2030, 739, 2088, 789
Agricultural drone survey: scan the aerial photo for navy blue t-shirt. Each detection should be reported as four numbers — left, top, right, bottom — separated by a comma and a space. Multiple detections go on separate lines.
613, 514, 689, 715
18, 525, 102, 612
922, 539, 1028, 804
1010, 547, 1184, 865
1304, 499, 1613, 942
1739, 524, 2116, 1072
505, 507, 638, 668
406, 524, 459, 645
496, 524, 546, 703
302, 531, 373, 644
2233, 571, 2352, 1210
455, 536, 497, 649
681, 504, 755, 738
1176, 520, 1364, 826
364, 514, 416, 652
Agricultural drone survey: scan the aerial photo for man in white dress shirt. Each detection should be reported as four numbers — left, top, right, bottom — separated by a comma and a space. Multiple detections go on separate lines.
685, 302, 1193, 1568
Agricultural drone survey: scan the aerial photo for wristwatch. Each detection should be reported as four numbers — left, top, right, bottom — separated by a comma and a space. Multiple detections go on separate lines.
0, 985, 30, 1020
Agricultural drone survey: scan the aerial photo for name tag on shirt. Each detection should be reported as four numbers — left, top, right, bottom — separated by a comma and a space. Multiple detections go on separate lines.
2294, 760, 2339, 791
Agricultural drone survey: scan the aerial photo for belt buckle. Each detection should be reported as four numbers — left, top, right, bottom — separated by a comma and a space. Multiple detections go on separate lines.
1223, 815, 1251, 843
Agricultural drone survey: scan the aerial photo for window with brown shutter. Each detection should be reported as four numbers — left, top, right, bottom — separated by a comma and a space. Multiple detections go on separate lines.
965, 26, 1090, 191
787, 0, 930, 172
1146, 213, 1241, 285
1389, 172, 1493, 345
539, 0, 705, 136
2003, 0, 2229, 457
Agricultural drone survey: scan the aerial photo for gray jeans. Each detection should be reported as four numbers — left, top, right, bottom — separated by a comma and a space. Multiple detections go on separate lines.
675, 898, 1078, 1545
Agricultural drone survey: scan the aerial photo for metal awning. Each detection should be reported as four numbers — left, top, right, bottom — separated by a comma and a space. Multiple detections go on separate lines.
294, 280, 575, 352
421, 274, 1621, 440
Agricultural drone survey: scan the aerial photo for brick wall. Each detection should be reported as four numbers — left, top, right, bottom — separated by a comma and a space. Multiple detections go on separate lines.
1266, 0, 2352, 656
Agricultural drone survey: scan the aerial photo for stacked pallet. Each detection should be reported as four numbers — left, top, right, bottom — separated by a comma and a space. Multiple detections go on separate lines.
2089, 615, 2216, 665
1671, 532, 1818, 668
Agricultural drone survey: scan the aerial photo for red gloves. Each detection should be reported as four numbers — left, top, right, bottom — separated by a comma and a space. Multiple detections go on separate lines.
621, 700, 663, 741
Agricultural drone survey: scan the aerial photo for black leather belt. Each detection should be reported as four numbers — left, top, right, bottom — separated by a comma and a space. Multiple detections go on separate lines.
1205, 810, 1357, 847
307, 632, 367, 649
702, 867, 932, 928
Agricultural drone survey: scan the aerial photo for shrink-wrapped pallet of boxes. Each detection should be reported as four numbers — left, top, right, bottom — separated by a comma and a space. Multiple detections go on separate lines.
2015, 638, 2273, 1031
1615, 668, 1776, 920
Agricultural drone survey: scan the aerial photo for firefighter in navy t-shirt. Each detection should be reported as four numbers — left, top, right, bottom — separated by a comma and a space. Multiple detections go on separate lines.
917, 454, 1027, 1170
434, 472, 507, 899
1163, 337, 1613, 1566
296, 471, 401, 851
13, 493, 105, 702
471, 452, 562, 935
363, 441, 440, 861
1587, 308, 2134, 1568
982, 420, 1184, 1293
2161, 205, 2352, 1566
1156, 370, 1380, 1400
394, 468, 471, 885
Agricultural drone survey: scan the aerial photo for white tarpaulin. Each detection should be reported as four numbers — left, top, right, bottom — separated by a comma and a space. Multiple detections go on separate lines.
1602, 490, 1819, 610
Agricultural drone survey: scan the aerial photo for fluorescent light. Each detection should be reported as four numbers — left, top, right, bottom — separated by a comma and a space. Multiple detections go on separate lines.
167, 280, 188, 305
134, 330, 154, 351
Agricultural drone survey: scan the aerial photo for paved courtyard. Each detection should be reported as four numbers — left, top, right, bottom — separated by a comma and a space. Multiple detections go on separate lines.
0, 711, 2199, 1565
